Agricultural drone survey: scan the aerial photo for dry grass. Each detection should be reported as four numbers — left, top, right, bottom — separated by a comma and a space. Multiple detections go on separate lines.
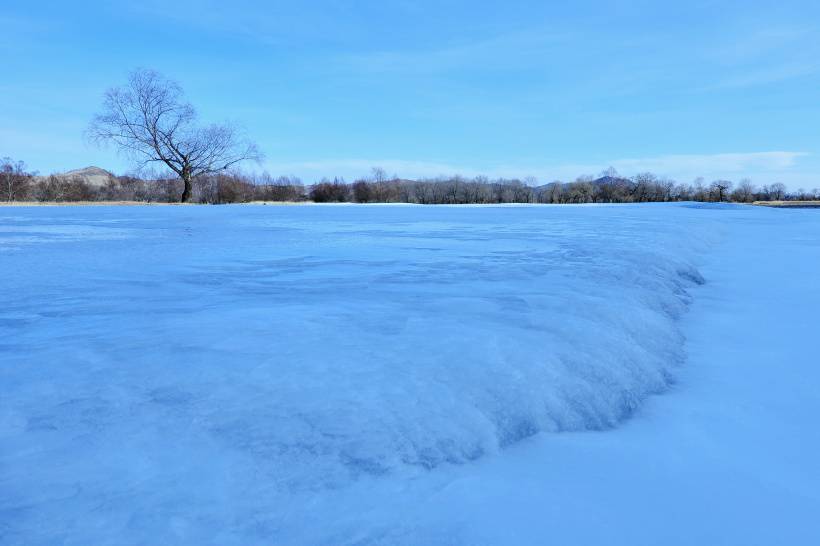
752, 201, 820, 208
239, 201, 313, 206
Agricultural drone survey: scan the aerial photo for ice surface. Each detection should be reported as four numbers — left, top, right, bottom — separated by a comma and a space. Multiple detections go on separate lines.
0, 203, 769, 544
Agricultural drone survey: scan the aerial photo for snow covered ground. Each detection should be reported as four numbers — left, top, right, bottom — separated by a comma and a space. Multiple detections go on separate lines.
0, 203, 817, 545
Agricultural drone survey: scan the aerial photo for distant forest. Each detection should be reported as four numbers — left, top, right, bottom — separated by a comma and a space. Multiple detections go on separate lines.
2, 158, 814, 205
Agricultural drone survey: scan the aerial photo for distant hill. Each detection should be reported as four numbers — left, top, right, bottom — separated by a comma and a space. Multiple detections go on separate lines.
38, 166, 115, 188
593, 175, 631, 185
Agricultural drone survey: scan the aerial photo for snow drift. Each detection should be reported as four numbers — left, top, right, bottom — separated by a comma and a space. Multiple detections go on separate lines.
0, 205, 715, 502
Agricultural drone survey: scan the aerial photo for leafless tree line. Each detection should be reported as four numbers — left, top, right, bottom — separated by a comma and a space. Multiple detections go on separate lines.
0, 159, 303, 203
309, 168, 812, 205
3, 158, 816, 204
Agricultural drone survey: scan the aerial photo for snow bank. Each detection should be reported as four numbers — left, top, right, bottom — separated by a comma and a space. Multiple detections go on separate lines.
0, 204, 718, 542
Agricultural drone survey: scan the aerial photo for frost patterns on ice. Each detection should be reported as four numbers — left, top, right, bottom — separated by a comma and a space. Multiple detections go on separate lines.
1, 205, 711, 494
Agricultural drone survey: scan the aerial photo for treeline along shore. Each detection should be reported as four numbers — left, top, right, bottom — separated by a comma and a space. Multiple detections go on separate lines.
1, 158, 816, 205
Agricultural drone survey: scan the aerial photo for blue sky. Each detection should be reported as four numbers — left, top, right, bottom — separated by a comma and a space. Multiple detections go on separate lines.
2, 0, 819, 188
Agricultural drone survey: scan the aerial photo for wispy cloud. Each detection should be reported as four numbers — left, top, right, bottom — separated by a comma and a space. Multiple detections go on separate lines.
606, 151, 806, 175
711, 62, 819, 89
710, 25, 816, 63
337, 27, 567, 75
703, 23, 820, 89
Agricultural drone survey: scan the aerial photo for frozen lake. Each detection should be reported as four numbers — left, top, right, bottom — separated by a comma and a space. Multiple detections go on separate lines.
1, 203, 818, 545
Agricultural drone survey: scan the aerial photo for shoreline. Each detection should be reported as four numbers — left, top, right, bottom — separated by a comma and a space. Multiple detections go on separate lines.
3, 200, 818, 208
752, 200, 820, 208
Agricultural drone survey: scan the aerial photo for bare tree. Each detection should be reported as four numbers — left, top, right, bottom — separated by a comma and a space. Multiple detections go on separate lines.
709, 180, 733, 202
767, 182, 787, 201
545, 181, 563, 204
371, 167, 388, 183
632, 172, 657, 202
88, 68, 262, 202
599, 166, 619, 179
1, 158, 32, 202
731, 178, 756, 203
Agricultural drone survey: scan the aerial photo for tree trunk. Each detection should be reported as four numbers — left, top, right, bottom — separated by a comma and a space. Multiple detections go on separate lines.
180, 172, 192, 203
